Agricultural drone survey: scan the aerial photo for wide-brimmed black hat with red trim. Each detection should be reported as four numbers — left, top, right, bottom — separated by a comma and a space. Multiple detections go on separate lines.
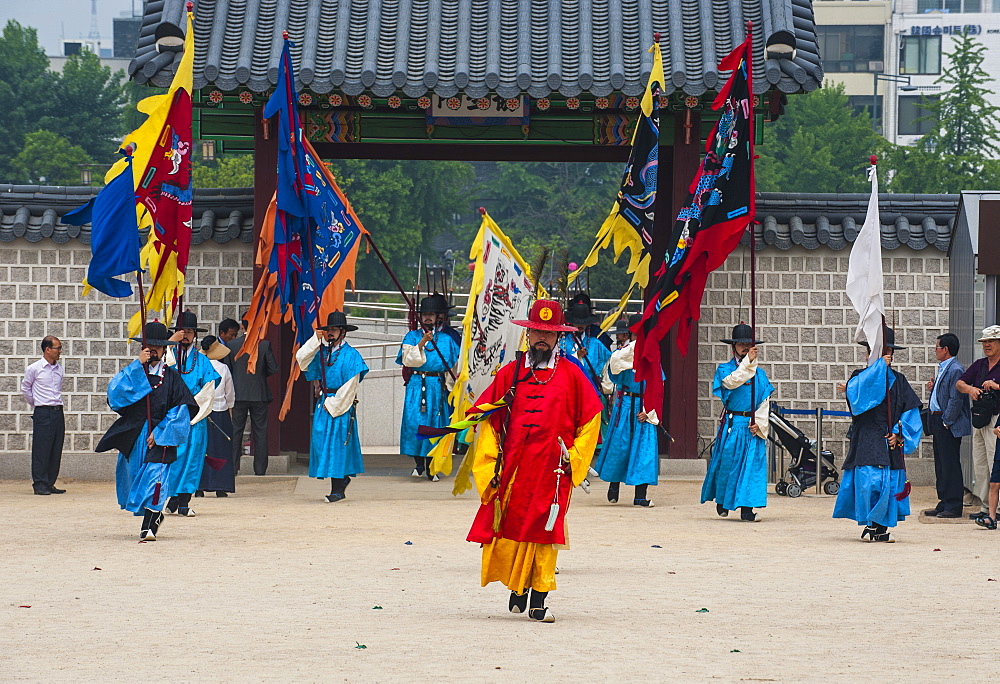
512, 299, 578, 332
564, 292, 601, 326
130, 321, 177, 346
720, 323, 763, 345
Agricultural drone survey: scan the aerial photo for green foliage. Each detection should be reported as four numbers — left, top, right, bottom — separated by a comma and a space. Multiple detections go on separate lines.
327, 160, 475, 290
885, 32, 1000, 193
755, 84, 881, 193
10, 130, 93, 185
38, 51, 127, 164
0, 21, 51, 180
193, 155, 255, 187
478, 161, 632, 300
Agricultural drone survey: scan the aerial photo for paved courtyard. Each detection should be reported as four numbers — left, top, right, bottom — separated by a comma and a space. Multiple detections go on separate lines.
2, 471, 999, 681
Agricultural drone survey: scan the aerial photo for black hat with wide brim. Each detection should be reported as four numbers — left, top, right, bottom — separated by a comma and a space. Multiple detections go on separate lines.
172, 310, 207, 333
564, 301, 601, 326
318, 311, 359, 332
612, 313, 642, 336
130, 321, 178, 347
720, 323, 763, 345
419, 293, 455, 314
857, 327, 906, 350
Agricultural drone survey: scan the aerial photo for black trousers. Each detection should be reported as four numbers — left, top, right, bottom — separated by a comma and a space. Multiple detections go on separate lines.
232, 401, 269, 475
931, 414, 964, 515
31, 406, 65, 487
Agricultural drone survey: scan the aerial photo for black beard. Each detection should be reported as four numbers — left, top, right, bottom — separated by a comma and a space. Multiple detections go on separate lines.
528, 347, 553, 368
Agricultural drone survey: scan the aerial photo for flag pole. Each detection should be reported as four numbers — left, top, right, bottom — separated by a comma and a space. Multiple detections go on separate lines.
745, 20, 759, 427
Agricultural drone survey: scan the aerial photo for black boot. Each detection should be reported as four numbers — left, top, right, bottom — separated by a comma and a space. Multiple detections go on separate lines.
140, 509, 157, 541
150, 510, 164, 537
176, 492, 195, 517
508, 591, 528, 614
607, 482, 620, 503
165, 496, 179, 514
528, 590, 554, 623
716, 503, 729, 518
634, 484, 654, 507
424, 457, 439, 482
326, 477, 348, 503
740, 506, 759, 522
411, 456, 425, 477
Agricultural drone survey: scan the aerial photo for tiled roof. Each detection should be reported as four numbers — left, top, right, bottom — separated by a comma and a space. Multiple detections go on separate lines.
0, 185, 254, 245
129, 0, 823, 98
1, 187, 957, 253
754, 193, 958, 252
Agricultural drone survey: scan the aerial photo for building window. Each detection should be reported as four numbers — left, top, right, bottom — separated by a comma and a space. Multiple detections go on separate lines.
816, 25, 885, 73
848, 95, 883, 131
900, 35, 942, 75
917, 0, 981, 10
898, 95, 939, 136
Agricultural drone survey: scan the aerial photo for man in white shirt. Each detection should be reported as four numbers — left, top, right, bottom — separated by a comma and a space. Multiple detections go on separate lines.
21, 336, 66, 495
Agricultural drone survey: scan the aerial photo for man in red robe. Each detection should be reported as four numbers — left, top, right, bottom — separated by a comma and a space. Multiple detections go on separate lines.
467, 299, 603, 623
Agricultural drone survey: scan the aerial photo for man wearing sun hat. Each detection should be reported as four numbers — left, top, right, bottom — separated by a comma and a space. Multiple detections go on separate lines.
296, 311, 369, 503
96, 321, 199, 541
958, 325, 1000, 521
164, 311, 220, 518
701, 323, 774, 523
466, 299, 603, 623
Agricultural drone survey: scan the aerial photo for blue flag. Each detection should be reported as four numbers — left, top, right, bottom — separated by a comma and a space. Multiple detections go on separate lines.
63, 155, 142, 298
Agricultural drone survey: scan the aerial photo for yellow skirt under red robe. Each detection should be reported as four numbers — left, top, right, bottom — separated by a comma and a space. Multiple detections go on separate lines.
472, 414, 601, 593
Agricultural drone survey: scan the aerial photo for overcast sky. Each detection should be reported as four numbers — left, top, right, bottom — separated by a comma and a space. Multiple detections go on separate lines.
0, 0, 139, 56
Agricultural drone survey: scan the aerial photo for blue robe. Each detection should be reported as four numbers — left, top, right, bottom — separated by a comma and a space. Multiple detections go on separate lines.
701, 358, 774, 510
98, 361, 196, 513
166, 348, 220, 496
559, 331, 612, 394
305, 342, 369, 478
397, 330, 460, 458
594, 368, 659, 486
833, 359, 923, 527
126, 405, 191, 513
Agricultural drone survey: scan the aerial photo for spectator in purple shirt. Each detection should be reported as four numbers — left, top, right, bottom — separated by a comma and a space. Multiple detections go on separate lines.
956, 326, 1000, 520
20, 336, 66, 495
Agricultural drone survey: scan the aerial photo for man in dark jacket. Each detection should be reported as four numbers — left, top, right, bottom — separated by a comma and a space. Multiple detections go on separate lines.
923, 333, 971, 518
227, 315, 279, 475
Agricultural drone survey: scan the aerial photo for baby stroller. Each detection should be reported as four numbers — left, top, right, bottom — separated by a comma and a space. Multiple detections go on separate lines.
768, 404, 840, 498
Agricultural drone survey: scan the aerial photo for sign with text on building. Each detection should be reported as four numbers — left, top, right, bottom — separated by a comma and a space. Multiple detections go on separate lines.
909, 24, 981, 36
427, 95, 529, 126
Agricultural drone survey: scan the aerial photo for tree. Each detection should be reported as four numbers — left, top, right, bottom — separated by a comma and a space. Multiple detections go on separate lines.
755, 83, 882, 193
10, 130, 93, 185
39, 51, 127, 164
885, 31, 1000, 193
327, 160, 475, 290
0, 21, 51, 180
193, 155, 255, 187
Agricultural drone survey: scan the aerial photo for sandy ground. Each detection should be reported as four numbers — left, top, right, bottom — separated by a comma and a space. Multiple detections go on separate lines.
2, 471, 1000, 682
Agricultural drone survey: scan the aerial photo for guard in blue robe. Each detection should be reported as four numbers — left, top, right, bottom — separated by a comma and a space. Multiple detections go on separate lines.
96, 321, 198, 541
833, 329, 922, 542
165, 311, 220, 517
298, 311, 370, 502
397, 296, 461, 480
594, 314, 659, 506
560, 292, 613, 393
701, 324, 774, 522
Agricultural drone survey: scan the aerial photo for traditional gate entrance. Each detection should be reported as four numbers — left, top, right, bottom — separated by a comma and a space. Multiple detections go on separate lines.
129, 0, 823, 460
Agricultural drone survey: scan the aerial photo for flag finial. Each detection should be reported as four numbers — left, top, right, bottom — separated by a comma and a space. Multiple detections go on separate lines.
478, 207, 486, 215
654, 32, 661, 43
186, 1, 193, 11
283, 30, 289, 40
870, 155, 878, 165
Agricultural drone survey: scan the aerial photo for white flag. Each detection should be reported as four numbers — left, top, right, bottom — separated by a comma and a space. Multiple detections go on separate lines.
845, 163, 884, 365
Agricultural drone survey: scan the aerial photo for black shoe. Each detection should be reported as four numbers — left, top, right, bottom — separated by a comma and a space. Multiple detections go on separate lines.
216, 491, 228, 497
861, 525, 876, 541
165, 498, 179, 514
33, 485, 51, 495
48, 484, 66, 494
936, 510, 960, 519
716, 503, 728, 518
976, 516, 998, 530
508, 591, 528, 614
194, 490, 205, 498
633, 499, 655, 507
922, 508, 939, 517
528, 607, 555, 622
324, 493, 346, 503
607, 483, 620, 503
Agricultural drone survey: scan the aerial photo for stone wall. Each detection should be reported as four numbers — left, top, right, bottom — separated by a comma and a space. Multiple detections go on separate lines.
697, 244, 949, 466
0, 239, 254, 456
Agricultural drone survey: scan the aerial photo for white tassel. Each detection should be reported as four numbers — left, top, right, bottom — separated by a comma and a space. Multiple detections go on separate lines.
544, 503, 560, 531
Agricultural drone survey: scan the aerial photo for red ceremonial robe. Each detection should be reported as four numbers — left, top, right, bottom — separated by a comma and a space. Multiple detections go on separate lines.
467, 355, 603, 546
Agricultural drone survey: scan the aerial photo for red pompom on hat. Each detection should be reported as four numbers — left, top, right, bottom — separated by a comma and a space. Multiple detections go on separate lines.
512, 299, 579, 332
